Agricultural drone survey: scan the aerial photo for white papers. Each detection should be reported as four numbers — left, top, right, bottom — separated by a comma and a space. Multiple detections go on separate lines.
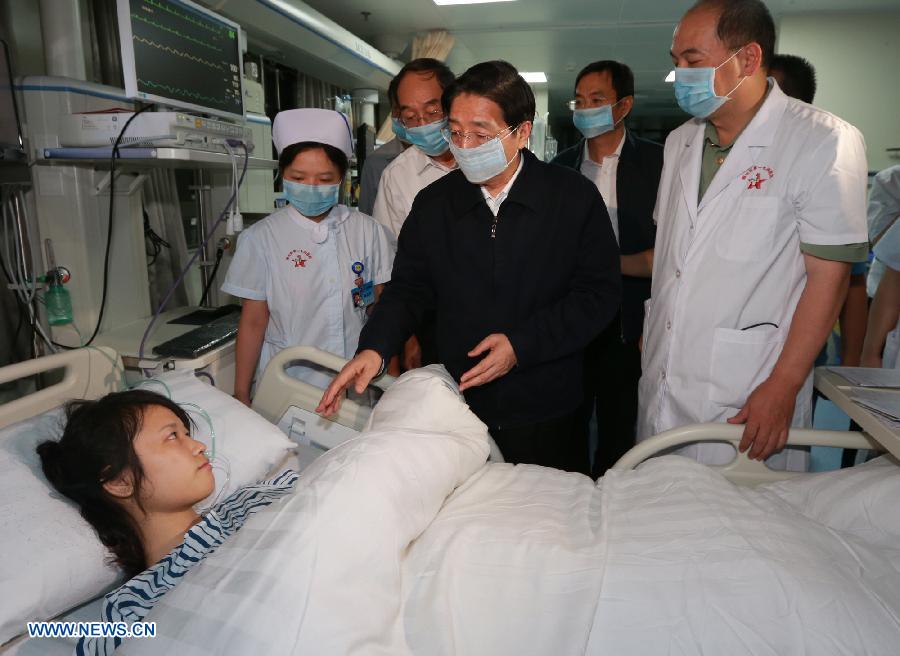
846, 388, 900, 431
829, 367, 900, 389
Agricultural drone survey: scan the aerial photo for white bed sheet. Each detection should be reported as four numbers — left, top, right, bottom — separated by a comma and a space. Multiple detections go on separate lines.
3, 597, 104, 656
117, 442, 900, 655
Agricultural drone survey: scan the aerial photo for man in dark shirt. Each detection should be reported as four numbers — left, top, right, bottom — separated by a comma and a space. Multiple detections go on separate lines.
318, 60, 621, 474
552, 60, 663, 476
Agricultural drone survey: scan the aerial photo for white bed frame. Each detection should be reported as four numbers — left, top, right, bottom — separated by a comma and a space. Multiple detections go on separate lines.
0, 347, 124, 430
0, 346, 891, 486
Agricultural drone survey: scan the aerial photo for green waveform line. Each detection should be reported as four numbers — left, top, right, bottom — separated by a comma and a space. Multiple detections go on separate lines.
138, 78, 225, 105
142, 0, 223, 35
134, 36, 223, 69
131, 13, 218, 50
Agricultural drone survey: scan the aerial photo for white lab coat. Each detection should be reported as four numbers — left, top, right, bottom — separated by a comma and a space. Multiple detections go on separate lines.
638, 81, 868, 465
221, 204, 396, 390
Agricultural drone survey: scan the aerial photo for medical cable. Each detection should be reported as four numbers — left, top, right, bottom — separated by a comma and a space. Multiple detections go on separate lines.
138, 140, 248, 374
179, 400, 231, 513
198, 245, 224, 306
1, 187, 56, 354
82, 103, 155, 348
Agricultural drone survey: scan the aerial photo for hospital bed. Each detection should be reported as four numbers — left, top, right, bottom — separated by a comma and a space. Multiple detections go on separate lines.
0, 346, 896, 654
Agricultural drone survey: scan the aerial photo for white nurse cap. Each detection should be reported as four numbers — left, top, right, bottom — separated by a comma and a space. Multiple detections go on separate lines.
272, 108, 353, 157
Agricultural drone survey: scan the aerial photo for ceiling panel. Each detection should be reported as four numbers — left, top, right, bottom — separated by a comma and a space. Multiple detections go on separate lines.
295, 0, 900, 123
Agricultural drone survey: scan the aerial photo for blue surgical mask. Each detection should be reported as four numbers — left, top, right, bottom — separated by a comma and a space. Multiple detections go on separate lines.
391, 117, 410, 144
405, 118, 450, 156
673, 48, 747, 119
572, 99, 625, 139
283, 179, 340, 218
448, 127, 520, 184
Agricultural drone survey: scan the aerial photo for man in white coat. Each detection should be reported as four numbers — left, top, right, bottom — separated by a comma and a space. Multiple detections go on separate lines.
638, 0, 869, 465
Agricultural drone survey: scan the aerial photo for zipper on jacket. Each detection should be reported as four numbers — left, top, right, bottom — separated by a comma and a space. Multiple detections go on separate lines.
490, 214, 500, 238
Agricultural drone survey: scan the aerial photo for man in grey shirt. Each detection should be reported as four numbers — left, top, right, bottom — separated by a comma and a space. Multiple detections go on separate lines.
357, 72, 409, 215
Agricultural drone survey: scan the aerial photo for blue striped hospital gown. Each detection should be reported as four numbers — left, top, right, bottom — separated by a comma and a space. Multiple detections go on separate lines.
76, 469, 299, 655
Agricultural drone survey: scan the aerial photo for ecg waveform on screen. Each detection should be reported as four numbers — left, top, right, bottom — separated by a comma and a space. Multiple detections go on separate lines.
137, 79, 222, 105
133, 36, 223, 70
141, 0, 222, 34
131, 13, 218, 50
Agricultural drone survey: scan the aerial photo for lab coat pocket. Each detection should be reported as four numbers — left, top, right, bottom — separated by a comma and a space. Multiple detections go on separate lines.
715, 196, 779, 262
708, 325, 784, 409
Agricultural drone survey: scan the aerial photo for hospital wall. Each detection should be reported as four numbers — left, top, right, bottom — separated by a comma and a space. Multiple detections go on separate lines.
777, 11, 900, 174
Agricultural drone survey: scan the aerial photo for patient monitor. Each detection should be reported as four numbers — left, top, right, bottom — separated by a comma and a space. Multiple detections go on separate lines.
15, 0, 276, 393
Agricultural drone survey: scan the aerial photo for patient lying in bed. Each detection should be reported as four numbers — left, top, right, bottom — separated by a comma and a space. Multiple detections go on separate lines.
38, 368, 900, 655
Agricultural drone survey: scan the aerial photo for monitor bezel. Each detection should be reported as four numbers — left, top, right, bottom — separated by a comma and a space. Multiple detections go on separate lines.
0, 39, 24, 150
116, 0, 246, 122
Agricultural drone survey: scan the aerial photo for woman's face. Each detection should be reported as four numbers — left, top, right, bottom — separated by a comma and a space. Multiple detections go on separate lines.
283, 147, 341, 185
131, 405, 215, 514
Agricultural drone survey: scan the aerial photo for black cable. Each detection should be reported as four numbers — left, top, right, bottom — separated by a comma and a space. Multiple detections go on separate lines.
82, 103, 155, 347
144, 208, 170, 267
0, 246, 32, 357
198, 247, 224, 306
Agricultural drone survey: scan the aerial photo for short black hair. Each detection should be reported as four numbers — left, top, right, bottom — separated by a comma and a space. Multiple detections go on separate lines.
690, 0, 776, 67
574, 60, 635, 101
278, 141, 348, 178
389, 58, 455, 107
441, 60, 536, 128
769, 54, 817, 104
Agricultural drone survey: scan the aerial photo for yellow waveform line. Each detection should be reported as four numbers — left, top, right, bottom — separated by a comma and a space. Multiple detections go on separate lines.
138, 78, 223, 105
131, 13, 218, 50
142, 0, 222, 34
134, 36, 223, 69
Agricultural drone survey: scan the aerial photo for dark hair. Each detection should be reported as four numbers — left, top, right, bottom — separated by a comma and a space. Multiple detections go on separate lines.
574, 60, 635, 101
37, 390, 192, 578
690, 0, 776, 67
769, 54, 816, 104
278, 141, 348, 178
387, 74, 401, 112
390, 58, 455, 107
441, 60, 536, 129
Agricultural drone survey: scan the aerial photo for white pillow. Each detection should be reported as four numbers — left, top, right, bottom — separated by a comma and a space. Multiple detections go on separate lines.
0, 371, 294, 644
761, 455, 900, 548
135, 370, 295, 502
0, 407, 120, 645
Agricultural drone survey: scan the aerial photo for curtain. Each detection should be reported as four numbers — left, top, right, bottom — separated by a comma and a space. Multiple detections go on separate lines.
375, 29, 455, 144
296, 72, 349, 109
144, 170, 190, 311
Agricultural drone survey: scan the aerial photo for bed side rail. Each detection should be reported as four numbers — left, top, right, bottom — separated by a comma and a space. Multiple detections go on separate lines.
0, 347, 123, 430
612, 423, 880, 485
251, 346, 395, 431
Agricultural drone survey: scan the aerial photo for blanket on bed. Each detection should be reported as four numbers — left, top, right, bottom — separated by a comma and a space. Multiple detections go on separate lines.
116, 370, 900, 656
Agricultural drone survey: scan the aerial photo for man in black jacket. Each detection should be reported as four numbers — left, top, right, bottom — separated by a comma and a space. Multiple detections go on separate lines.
318, 60, 621, 474
552, 60, 663, 477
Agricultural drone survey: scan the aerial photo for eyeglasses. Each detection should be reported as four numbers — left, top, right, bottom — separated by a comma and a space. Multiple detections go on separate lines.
399, 106, 445, 128
568, 97, 612, 111
440, 124, 519, 148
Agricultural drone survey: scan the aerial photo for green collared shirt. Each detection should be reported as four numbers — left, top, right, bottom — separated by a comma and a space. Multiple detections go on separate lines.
699, 122, 867, 263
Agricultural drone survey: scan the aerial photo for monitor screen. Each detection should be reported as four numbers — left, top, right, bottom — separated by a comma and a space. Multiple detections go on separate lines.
117, 0, 244, 120
0, 40, 23, 150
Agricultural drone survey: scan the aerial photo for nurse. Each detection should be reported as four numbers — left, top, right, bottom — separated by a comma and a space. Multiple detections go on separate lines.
639, 0, 869, 465
222, 108, 396, 405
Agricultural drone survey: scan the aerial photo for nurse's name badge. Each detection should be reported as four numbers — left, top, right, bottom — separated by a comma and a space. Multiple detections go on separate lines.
350, 261, 374, 308
351, 280, 375, 309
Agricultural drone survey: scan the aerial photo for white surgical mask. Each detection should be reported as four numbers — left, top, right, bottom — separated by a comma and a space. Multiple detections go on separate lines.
673, 47, 747, 118
447, 126, 520, 184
